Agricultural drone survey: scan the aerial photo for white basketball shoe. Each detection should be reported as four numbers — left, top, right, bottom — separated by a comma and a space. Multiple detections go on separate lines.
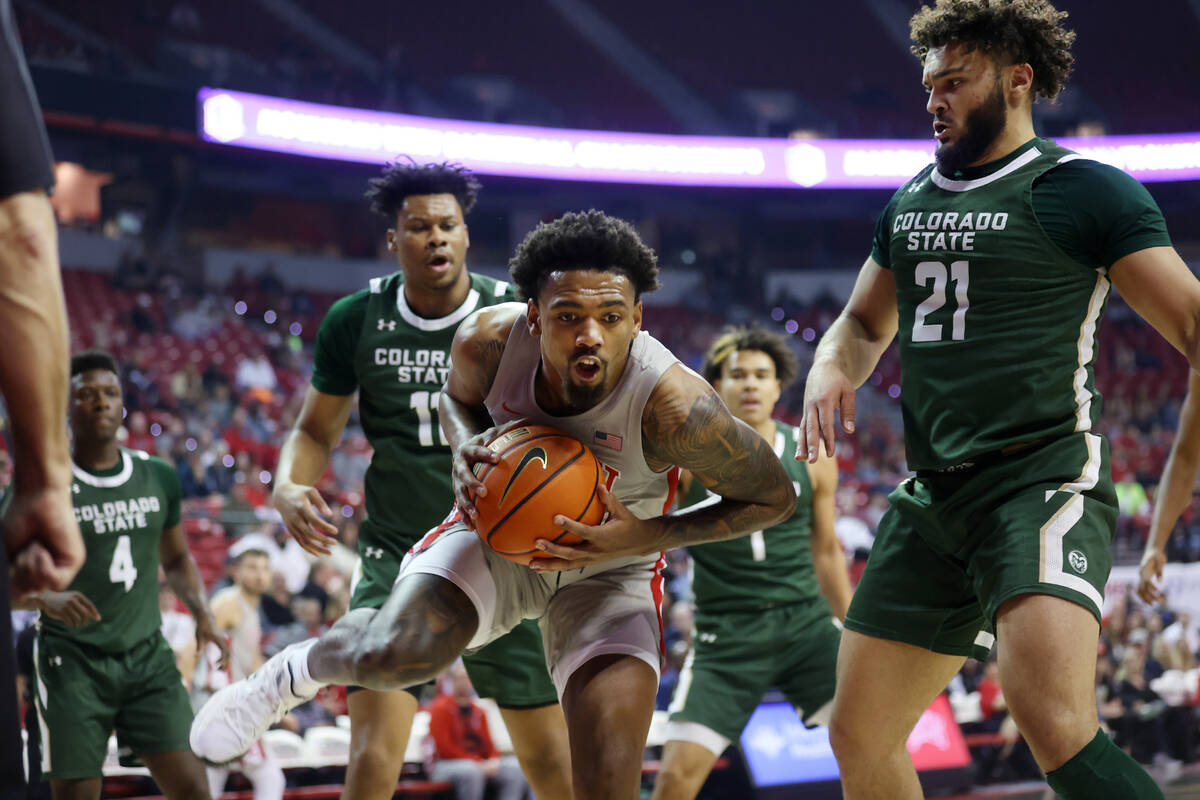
189, 642, 317, 763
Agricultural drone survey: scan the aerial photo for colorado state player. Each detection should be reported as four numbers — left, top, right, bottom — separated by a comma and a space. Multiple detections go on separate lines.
653, 326, 850, 800
801, 2, 1200, 798
17, 351, 226, 800
267, 160, 570, 799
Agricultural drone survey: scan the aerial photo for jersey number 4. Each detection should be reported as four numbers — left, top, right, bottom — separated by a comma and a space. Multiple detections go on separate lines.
913, 260, 970, 342
109, 534, 138, 591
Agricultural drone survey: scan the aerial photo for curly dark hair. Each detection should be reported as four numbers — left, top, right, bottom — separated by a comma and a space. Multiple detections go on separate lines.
365, 159, 482, 220
70, 349, 120, 378
700, 325, 799, 389
910, 0, 1075, 100
509, 210, 661, 302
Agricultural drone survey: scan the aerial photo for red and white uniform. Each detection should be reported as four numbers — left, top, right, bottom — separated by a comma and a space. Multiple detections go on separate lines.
401, 323, 681, 696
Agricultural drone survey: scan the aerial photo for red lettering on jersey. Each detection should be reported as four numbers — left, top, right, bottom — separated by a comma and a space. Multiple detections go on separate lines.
600, 463, 620, 491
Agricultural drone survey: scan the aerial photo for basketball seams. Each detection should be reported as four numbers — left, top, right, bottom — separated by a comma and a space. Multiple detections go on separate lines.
485, 442, 587, 554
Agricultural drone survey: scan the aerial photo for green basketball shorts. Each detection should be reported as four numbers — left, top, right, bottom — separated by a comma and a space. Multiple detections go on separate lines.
33, 632, 192, 780
845, 432, 1116, 661
665, 600, 841, 753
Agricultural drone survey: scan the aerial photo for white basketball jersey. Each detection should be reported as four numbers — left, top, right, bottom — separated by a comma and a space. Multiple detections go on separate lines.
484, 320, 681, 577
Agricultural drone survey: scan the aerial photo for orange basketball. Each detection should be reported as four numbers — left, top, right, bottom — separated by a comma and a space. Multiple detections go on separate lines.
471, 424, 605, 565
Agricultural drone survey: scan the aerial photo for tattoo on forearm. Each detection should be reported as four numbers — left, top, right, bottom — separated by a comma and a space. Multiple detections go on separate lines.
644, 384, 795, 549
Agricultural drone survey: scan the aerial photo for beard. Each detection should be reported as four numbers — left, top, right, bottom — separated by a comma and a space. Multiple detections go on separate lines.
935, 79, 1007, 174
564, 363, 608, 409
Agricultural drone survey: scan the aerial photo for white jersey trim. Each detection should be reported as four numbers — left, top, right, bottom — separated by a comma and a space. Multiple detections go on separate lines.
930, 147, 1041, 192
396, 286, 480, 331
73, 450, 133, 488
34, 637, 51, 774
1038, 492, 1104, 614
1071, 272, 1110, 433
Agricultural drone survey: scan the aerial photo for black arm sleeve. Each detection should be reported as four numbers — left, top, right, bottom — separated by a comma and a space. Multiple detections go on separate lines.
0, 0, 55, 198
1032, 159, 1172, 269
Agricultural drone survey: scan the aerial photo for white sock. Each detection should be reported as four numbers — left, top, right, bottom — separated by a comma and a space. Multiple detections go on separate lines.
284, 639, 322, 697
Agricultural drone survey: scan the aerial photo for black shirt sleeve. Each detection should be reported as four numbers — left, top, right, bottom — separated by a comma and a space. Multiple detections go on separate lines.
1032, 159, 1172, 269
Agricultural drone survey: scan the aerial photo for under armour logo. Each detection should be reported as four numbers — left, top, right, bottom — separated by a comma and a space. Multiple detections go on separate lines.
377, 319, 397, 331
50, 656, 62, 667
698, 632, 718, 644
364, 547, 384, 559
72, 484, 80, 494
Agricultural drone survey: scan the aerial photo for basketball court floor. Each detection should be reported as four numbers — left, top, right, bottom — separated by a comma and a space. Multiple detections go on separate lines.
942, 763, 1200, 799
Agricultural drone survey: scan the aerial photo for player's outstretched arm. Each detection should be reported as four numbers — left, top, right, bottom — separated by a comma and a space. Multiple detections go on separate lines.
440, 303, 524, 522
808, 453, 852, 620
0, 191, 84, 596
161, 521, 230, 670
533, 366, 796, 570
800, 256, 897, 463
273, 387, 353, 556
1139, 370, 1200, 605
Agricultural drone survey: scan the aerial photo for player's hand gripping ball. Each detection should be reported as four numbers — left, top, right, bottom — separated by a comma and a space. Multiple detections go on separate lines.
471, 424, 605, 565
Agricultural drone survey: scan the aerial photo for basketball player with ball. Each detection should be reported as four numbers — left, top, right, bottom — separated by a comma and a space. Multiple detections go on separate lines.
191, 210, 797, 800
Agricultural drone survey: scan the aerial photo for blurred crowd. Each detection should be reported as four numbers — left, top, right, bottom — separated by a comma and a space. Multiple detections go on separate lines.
951, 593, 1200, 786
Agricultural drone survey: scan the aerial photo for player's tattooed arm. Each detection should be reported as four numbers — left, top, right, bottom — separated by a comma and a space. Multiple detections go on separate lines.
642, 365, 796, 549
441, 302, 526, 520
534, 366, 796, 570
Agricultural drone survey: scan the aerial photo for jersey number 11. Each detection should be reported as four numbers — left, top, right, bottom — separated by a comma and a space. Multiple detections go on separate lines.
410, 391, 449, 447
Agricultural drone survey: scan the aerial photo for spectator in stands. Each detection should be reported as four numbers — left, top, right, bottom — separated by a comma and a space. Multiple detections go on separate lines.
1161, 612, 1198, 666
1110, 645, 1180, 774
235, 351, 278, 404
113, 249, 154, 290
124, 409, 156, 454
971, 661, 1038, 781
662, 548, 691, 601
257, 263, 285, 297
228, 265, 254, 298
160, 584, 197, 685
665, 600, 694, 653
429, 662, 530, 800
835, 487, 875, 554
170, 362, 205, 410
266, 593, 326, 656
178, 451, 219, 499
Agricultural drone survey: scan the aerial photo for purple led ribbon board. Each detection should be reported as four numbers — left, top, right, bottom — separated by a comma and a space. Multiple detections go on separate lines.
199, 88, 1200, 188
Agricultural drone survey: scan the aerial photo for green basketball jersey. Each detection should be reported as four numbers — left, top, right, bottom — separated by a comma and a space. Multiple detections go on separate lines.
40, 448, 181, 652
878, 139, 1140, 471
312, 272, 516, 544
680, 422, 821, 613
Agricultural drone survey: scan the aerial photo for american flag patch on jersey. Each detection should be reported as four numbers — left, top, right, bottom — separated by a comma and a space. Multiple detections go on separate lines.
593, 430, 623, 451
